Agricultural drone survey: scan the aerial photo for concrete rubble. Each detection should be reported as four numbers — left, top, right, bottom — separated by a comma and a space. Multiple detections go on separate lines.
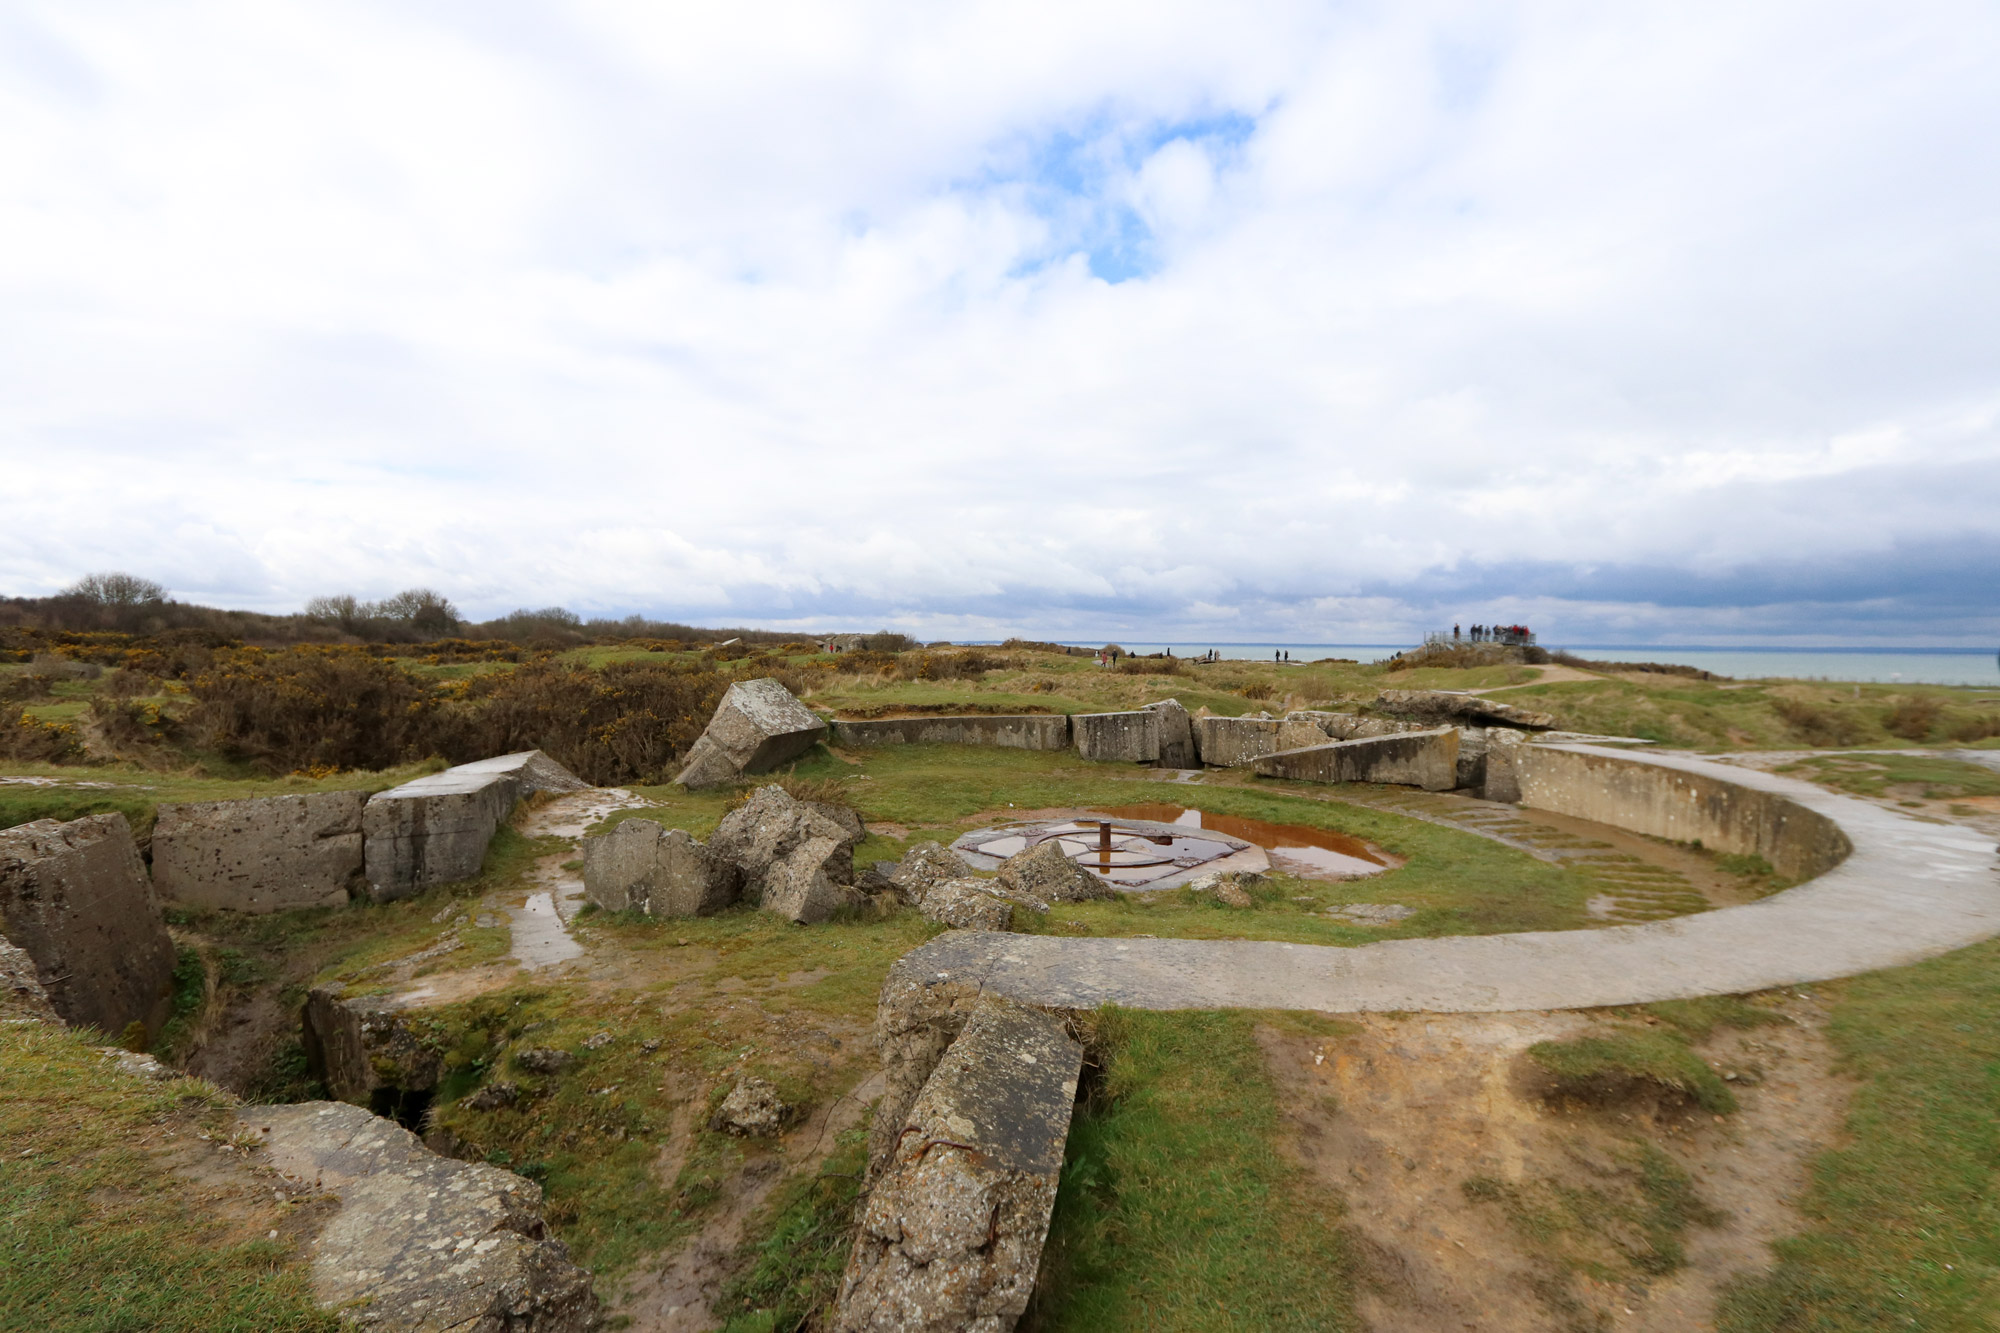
675, 678, 829, 790
580, 818, 739, 917
363, 751, 586, 902
835, 998, 1082, 1333
996, 839, 1114, 904
1251, 728, 1460, 791
830, 715, 1071, 751
706, 785, 867, 924
1193, 715, 1283, 768
1071, 709, 1161, 763
712, 1077, 790, 1136
890, 842, 970, 907
151, 790, 365, 913
0, 814, 176, 1040
241, 1100, 596, 1332
918, 878, 1016, 931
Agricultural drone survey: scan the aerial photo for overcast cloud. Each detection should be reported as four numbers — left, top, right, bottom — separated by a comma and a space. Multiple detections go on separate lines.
3, 1, 1996, 645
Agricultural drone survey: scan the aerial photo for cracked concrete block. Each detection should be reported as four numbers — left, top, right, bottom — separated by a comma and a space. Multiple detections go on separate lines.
580, 818, 739, 917
707, 785, 866, 924
1072, 710, 1160, 763
0, 814, 175, 1039
1144, 698, 1198, 768
152, 790, 365, 913
1193, 715, 1282, 767
1251, 728, 1460, 791
996, 840, 1113, 904
674, 678, 828, 790
303, 982, 447, 1109
241, 1101, 595, 1331
835, 999, 1082, 1333
830, 715, 1071, 750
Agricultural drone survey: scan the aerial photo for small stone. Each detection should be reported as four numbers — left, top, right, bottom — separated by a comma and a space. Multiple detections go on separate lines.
640, 1039, 661, 1054
515, 1048, 576, 1076
713, 1077, 789, 1137
582, 1031, 614, 1050
1186, 870, 1260, 908
889, 842, 968, 907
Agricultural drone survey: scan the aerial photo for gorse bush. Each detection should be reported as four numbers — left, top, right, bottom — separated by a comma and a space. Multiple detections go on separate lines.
1882, 695, 1942, 741
445, 660, 725, 786
0, 711, 83, 763
185, 647, 436, 773
1770, 696, 1867, 747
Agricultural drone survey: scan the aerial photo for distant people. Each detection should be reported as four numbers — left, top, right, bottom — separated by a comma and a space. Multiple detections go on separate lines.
1454, 624, 1461, 640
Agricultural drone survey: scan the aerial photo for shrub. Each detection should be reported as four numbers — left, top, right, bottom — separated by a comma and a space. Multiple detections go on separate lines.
184, 647, 436, 773
446, 660, 725, 786
1882, 696, 1942, 742
1114, 656, 1185, 676
0, 711, 85, 763
1771, 696, 1867, 747
1950, 713, 2000, 742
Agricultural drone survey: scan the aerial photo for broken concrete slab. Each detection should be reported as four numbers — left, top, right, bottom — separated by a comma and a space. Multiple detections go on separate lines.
447, 750, 592, 795
674, 678, 828, 790
1144, 698, 1198, 768
0, 814, 175, 1039
241, 1100, 595, 1332
835, 999, 1082, 1333
1276, 715, 1328, 752
919, 878, 1016, 931
1251, 728, 1460, 791
151, 790, 365, 913
830, 715, 1071, 750
707, 785, 866, 924
1375, 689, 1556, 730
1072, 709, 1160, 763
580, 818, 739, 917
363, 773, 518, 902
1193, 715, 1283, 767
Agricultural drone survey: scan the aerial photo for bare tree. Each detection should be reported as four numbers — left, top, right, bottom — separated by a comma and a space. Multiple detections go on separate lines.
372, 588, 461, 636
66, 572, 166, 607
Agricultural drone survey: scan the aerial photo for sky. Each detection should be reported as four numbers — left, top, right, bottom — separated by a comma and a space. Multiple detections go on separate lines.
3, 1, 1997, 647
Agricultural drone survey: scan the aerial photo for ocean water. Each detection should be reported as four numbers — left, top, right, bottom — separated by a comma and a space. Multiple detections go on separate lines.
1049, 643, 2000, 688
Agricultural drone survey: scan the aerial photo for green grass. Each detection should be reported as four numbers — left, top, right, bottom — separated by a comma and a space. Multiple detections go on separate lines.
1634, 994, 1789, 1042
717, 1126, 871, 1332
1777, 753, 2000, 801
1461, 1140, 1723, 1285
1525, 1027, 1738, 1114
0, 761, 430, 837
0, 1022, 337, 1333
1717, 936, 2000, 1332
1028, 1009, 1354, 1331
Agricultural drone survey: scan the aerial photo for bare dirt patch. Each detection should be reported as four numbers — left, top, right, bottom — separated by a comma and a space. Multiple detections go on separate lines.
613, 1070, 884, 1332
1259, 999, 1851, 1332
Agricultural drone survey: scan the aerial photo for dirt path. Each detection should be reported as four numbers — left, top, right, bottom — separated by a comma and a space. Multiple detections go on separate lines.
1261, 1001, 1850, 1332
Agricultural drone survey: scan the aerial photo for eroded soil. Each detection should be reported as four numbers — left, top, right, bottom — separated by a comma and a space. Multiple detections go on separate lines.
1260, 999, 1851, 1332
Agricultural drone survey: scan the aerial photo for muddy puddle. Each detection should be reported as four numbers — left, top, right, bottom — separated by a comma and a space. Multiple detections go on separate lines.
1104, 803, 1394, 879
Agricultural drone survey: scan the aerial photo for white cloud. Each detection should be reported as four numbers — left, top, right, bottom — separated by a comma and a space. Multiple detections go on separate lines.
2, 0, 1997, 644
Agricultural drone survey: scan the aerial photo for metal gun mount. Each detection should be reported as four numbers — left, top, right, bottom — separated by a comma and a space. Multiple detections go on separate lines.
1023, 819, 1177, 872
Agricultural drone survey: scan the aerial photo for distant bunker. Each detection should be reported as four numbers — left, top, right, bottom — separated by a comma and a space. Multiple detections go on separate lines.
952, 807, 1392, 890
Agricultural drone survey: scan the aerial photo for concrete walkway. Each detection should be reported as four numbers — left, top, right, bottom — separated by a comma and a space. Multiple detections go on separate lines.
902, 747, 2000, 1013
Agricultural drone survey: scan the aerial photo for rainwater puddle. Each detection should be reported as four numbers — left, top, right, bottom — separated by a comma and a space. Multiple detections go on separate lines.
1102, 803, 1394, 879
509, 891, 584, 968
